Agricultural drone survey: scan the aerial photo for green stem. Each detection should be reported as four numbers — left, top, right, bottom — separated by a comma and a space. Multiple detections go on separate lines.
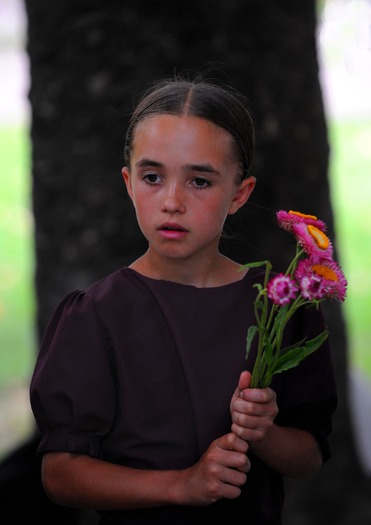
285, 245, 304, 276
251, 261, 272, 388
250, 242, 327, 388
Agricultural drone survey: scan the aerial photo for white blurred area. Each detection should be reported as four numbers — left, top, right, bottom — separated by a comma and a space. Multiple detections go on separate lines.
318, 0, 371, 120
0, 0, 29, 125
1, 0, 371, 474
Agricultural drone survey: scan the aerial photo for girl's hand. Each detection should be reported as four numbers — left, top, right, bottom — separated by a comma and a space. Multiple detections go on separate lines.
230, 371, 279, 450
177, 432, 250, 506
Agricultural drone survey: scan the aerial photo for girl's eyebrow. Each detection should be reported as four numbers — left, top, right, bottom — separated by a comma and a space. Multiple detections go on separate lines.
135, 158, 220, 175
184, 163, 220, 175
135, 158, 162, 168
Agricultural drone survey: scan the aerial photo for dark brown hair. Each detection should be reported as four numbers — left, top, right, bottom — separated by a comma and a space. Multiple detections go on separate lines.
124, 75, 255, 181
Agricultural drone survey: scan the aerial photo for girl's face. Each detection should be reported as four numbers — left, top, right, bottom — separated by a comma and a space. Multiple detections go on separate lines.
122, 114, 255, 263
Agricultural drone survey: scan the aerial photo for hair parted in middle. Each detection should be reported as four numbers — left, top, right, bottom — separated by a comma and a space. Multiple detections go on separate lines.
124, 73, 255, 182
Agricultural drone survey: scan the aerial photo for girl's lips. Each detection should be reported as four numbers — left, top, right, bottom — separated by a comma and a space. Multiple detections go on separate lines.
158, 223, 188, 240
159, 222, 186, 231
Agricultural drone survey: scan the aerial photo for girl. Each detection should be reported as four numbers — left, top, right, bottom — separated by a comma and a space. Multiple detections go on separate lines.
30, 75, 337, 524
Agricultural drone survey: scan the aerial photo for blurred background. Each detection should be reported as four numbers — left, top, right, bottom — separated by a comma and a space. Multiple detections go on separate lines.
0, 0, 370, 520
0, 0, 33, 456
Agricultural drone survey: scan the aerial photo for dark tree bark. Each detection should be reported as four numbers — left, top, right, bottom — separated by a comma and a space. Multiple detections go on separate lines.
1, 0, 369, 523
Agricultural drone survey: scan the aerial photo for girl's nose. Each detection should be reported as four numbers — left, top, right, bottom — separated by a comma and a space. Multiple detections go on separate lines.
161, 184, 186, 214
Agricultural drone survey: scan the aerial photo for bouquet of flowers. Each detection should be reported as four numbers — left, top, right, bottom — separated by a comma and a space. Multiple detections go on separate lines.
242, 210, 347, 389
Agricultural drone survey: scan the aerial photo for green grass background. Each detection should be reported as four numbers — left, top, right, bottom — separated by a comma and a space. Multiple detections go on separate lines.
0, 126, 35, 387
329, 120, 371, 375
0, 120, 370, 390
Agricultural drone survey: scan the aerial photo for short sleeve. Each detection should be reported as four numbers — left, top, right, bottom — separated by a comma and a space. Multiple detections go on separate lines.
30, 290, 116, 458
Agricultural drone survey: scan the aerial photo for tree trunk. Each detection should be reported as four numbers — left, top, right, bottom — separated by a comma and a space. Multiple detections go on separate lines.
7, 0, 369, 522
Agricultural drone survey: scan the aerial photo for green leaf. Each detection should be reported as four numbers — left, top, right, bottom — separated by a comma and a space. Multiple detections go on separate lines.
255, 298, 265, 311
262, 340, 274, 367
245, 325, 258, 359
251, 340, 274, 388
271, 330, 329, 376
272, 304, 289, 325
252, 283, 264, 294
240, 260, 270, 269
278, 337, 307, 356
261, 371, 273, 389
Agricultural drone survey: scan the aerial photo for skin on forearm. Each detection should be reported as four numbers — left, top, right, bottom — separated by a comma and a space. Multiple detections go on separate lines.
41, 434, 249, 511
247, 423, 323, 479
42, 453, 189, 510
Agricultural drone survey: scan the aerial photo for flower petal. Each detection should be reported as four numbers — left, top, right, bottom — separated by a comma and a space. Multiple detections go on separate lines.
267, 274, 298, 305
292, 223, 333, 260
295, 258, 347, 302
277, 210, 327, 233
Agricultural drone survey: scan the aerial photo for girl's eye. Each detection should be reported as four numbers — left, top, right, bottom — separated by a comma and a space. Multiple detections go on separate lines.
143, 173, 161, 184
192, 177, 212, 189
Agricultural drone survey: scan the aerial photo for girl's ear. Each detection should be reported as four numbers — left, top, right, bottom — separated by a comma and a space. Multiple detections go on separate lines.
228, 176, 256, 215
121, 167, 134, 201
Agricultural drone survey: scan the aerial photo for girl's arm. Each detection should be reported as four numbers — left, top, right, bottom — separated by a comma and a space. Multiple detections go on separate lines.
41, 432, 250, 511
230, 370, 322, 479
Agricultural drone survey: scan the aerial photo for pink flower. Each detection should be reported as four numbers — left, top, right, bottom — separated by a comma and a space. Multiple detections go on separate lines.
267, 274, 298, 305
243, 209, 347, 388
277, 210, 326, 233
298, 275, 326, 301
295, 258, 347, 302
292, 222, 333, 261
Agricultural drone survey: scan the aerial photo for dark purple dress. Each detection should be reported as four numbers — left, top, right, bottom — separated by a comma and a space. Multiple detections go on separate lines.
30, 267, 337, 524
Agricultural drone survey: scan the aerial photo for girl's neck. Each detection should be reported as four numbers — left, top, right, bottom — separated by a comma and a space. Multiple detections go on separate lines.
129, 250, 247, 288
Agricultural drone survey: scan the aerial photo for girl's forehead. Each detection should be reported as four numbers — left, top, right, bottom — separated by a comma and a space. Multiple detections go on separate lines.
131, 115, 237, 170
139, 112, 219, 127
133, 114, 232, 144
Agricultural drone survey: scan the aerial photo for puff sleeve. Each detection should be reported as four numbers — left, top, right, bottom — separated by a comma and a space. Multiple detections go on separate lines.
30, 290, 116, 458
